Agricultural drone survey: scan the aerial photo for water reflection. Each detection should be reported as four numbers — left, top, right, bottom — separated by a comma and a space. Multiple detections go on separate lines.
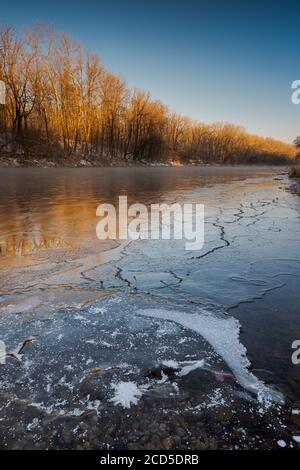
0, 234, 71, 257
0, 166, 277, 259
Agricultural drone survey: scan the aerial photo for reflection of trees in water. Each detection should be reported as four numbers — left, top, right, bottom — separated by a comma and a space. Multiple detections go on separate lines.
0, 167, 275, 258
0, 233, 71, 257
0, 168, 172, 257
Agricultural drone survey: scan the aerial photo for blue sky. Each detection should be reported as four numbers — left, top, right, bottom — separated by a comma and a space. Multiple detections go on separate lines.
1, 0, 299, 142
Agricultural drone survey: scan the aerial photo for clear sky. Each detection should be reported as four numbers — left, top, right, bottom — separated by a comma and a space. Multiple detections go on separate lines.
1, 0, 299, 143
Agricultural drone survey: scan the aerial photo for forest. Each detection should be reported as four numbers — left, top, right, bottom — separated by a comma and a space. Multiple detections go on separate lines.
0, 25, 297, 166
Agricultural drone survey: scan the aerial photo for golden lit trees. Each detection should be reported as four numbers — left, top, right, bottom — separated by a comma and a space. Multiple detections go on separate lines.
0, 27, 36, 138
0, 23, 296, 164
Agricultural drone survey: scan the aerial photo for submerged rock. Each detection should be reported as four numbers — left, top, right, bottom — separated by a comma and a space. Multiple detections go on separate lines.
146, 363, 179, 380
289, 166, 300, 178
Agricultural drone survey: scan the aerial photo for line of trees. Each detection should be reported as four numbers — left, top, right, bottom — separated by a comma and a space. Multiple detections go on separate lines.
0, 24, 296, 165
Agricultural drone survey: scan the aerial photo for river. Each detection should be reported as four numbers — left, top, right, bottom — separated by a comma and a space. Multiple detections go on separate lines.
0, 166, 299, 449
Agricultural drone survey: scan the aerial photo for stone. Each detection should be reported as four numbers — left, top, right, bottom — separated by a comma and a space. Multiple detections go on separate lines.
162, 437, 173, 450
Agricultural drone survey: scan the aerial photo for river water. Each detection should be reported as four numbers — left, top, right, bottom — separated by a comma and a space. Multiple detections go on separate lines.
0, 166, 299, 449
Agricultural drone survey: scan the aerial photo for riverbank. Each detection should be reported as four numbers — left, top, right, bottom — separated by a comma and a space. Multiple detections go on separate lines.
0, 154, 140, 168
0, 154, 296, 168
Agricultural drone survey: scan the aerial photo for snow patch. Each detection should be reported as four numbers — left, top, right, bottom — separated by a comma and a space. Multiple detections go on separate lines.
161, 359, 205, 376
86, 400, 101, 415
26, 418, 39, 431
201, 387, 226, 409
277, 440, 286, 448
178, 359, 205, 377
162, 360, 179, 369
69, 408, 84, 417
110, 381, 143, 408
138, 308, 284, 404
90, 306, 107, 315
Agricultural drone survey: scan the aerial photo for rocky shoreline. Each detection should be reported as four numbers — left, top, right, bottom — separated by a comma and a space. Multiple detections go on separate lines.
1, 356, 300, 450
0, 154, 295, 168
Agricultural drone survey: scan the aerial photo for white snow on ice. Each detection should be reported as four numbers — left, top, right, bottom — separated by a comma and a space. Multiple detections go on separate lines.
200, 387, 227, 410
110, 381, 143, 408
26, 418, 39, 431
162, 360, 180, 369
89, 306, 107, 315
277, 440, 287, 448
162, 359, 205, 376
138, 308, 284, 404
178, 359, 205, 377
